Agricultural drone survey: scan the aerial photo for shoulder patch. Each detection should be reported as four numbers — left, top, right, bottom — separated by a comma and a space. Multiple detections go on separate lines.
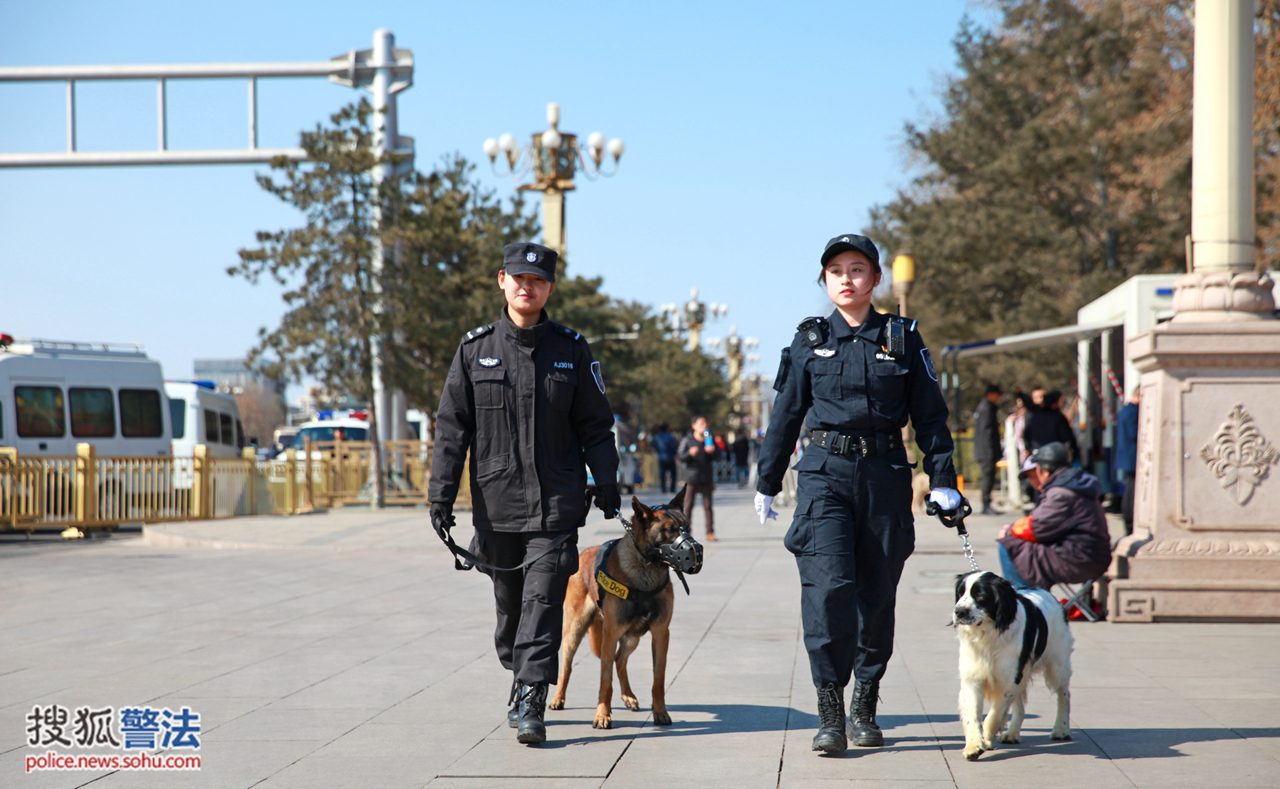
463, 324, 495, 343
921, 347, 938, 381
551, 322, 582, 341
773, 348, 791, 392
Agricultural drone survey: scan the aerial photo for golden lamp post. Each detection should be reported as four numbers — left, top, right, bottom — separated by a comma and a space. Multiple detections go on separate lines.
483, 103, 624, 259
892, 251, 915, 317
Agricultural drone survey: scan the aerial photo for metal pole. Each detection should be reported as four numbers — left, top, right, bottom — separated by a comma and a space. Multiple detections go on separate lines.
248, 77, 257, 149
366, 29, 397, 507
157, 78, 167, 150
66, 80, 75, 152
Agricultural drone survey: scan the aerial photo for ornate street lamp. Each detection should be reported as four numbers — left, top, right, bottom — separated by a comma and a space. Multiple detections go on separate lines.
892, 251, 915, 317
483, 102, 624, 259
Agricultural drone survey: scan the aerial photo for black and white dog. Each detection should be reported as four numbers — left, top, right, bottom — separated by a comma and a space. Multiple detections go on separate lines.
952, 571, 1073, 761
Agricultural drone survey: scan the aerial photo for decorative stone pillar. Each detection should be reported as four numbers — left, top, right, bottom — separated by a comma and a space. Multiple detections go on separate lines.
1111, 0, 1280, 621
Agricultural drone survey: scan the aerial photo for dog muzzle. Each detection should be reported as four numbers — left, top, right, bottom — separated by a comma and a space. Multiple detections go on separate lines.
658, 532, 703, 575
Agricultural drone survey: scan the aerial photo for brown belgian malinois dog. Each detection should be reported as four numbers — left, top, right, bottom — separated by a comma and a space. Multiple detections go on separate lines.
548, 488, 701, 729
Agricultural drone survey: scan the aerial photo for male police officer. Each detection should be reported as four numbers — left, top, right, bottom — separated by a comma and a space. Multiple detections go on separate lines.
429, 242, 620, 745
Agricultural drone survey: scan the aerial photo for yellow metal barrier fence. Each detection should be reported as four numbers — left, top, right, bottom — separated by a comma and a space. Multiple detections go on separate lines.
0, 440, 445, 533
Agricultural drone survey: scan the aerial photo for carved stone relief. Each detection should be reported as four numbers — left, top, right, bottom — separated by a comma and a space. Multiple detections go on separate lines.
1199, 403, 1279, 506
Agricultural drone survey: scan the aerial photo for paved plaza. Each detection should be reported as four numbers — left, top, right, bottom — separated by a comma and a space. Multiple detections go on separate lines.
2, 488, 1278, 788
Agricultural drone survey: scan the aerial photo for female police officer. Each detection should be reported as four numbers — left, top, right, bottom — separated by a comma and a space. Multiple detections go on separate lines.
754, 234, 961, 754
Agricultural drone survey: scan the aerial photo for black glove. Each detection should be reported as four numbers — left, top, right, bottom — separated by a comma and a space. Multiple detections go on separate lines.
430, 502, 456, 540
589, 483, 622, 519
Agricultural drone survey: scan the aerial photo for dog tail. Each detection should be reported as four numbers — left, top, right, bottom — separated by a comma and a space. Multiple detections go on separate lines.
587, 619, 602, 658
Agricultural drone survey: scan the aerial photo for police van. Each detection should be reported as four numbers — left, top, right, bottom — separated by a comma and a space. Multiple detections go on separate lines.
164, 381, 246, 460
0, 335, 171, 457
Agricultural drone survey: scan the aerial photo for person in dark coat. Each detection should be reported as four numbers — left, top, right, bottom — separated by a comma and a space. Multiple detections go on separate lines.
1114, 387, 1140, 535
971, 383, 1002, 515
652, 424, 678, 493
677, 415, 719, 541
428, 242, 620, 745
997, 442, 1111, 590
1023, 389, 1080, 462
732, 432, 751, 487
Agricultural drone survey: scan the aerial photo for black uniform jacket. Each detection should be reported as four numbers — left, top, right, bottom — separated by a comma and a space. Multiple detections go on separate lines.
971, 398, 1001, 461
428, 309, 619, 532
756, 308, 957, 496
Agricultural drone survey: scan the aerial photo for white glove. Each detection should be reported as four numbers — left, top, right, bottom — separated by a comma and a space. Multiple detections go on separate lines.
754, 492, 778, 525
929, 487, 962, 512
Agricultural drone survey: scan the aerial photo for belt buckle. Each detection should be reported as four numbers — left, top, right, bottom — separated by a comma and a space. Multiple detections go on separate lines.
831, 434, 848, 455
858, 436, 871, 457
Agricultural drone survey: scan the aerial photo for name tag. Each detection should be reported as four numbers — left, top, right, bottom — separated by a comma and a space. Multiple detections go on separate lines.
554, 361, 574, 369
597, 569, 629, 600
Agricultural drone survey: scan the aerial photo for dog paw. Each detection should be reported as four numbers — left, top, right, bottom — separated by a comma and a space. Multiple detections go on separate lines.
963, 743, 985, 761
1051, 728, 1072, 741
999, 732, 1021, 744
547, 698, 565, 711
622, 695, 640, 711
653, 711, 672, 726
593, 715, 613, 730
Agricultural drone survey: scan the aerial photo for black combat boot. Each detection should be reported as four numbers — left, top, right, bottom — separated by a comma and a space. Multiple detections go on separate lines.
515, 681, 549, 745
507, 678, 520, 728
811, 682, 847, 753
848, 679, 884, 746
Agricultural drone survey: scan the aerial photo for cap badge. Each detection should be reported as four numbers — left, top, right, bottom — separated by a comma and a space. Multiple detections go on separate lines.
841, 236, 850, 242
479, 357, 501, 368
526, 251, 538, 263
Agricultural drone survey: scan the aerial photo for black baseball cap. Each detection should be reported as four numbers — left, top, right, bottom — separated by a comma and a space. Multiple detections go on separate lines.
1019, 442, 1071, 478
502, 242, 558, 283
820, 234, 880, 270
985, 383, 1003, 395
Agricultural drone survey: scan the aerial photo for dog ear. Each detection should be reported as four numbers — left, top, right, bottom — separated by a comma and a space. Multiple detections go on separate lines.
955, 573, 969, 604
632, 496, 653, 521
993, 577, 1019, 632
668, 485, 687, 511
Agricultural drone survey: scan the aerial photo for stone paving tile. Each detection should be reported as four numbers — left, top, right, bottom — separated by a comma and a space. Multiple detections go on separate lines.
2, 491, 1279, 788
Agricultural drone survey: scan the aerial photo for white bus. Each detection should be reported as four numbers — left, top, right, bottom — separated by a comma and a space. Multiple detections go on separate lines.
0, 336, 171, 457
164, 381, 245, 460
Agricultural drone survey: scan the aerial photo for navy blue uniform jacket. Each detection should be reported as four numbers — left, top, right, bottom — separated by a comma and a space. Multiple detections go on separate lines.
429, 309, 619, 532
756, 308, 956, 496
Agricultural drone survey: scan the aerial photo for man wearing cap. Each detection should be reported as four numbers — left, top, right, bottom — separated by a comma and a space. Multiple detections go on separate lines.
998, 442, 1111, 590
429, 242, 620, 745
971, 383, 1003, 516
752, 233, 960, 754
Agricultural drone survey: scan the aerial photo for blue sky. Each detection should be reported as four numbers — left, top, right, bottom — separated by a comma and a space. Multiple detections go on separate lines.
1, 0, 977, 405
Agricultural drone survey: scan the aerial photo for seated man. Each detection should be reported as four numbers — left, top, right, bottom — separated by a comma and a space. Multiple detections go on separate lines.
997, 442, 1111, 590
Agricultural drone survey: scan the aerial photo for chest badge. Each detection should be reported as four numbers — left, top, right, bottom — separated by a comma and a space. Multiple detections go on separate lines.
875, 352, 895, 361
813, 348, 836, 358
478, 357, 501, 368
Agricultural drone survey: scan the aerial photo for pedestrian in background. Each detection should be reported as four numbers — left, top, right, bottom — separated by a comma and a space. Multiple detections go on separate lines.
1024, 389, 1080, 462
753, 233, 959, 754
428, 242, 620, 746
678, 415, 719, 541
971, 383, 1002, 515
652, 423, 678, 494
1114, 387, 1140, 535
732, 431, 751, 487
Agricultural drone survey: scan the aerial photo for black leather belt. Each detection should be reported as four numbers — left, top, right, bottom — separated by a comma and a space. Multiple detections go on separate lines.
810, 430, 902, 458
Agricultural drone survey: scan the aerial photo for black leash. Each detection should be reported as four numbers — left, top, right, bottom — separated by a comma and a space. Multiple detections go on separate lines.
432, 518, 575, 574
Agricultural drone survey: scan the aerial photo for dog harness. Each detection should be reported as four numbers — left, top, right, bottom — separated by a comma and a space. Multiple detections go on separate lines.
1014, 596, 1049, 685
592, 539, 668, 609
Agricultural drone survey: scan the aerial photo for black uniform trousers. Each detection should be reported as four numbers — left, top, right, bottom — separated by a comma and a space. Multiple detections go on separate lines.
479, 529, 580, 685
785, 453, 915, 689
